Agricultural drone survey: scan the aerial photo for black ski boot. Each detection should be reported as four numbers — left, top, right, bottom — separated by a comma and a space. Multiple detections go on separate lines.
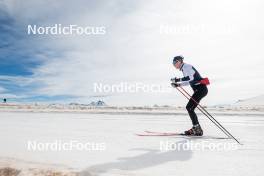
184, 128, 194, 135
193, 124, 203, 136
184, 124, 203, 136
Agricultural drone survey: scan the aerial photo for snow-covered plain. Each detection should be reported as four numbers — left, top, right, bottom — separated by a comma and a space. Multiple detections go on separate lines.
0, 106, 264, 176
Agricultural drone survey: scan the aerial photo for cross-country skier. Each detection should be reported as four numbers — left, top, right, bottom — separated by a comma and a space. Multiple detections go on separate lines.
171, 56, 208, 136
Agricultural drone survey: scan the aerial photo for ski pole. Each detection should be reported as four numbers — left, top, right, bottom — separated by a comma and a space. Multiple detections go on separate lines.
176, 87, 231, 138
176, 86, 241, 145
175, 87, 231, 138
177, 86, 241, 144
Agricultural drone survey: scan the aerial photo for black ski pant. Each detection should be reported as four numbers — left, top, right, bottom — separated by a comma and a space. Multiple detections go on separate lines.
186, 84, 208, 126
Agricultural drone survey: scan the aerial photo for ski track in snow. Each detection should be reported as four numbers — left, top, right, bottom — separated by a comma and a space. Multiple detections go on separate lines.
0, 111, 263, 176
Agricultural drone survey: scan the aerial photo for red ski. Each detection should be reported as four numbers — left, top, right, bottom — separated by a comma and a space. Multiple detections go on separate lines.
135, 130, 185, 136
136, 131, 230, 139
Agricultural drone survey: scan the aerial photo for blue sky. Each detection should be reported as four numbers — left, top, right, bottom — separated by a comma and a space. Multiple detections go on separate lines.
0, 0, 263, 106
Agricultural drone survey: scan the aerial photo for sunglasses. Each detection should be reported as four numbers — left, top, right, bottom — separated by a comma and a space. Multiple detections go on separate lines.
173, 60, 179, 65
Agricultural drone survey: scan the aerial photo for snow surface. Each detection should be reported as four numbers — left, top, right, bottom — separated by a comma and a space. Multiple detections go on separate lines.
0, 109, 263, 176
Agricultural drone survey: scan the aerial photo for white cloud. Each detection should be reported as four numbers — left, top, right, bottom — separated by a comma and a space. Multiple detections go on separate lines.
0, 93, 23, 99
2, 0, 264, 105
0, 86, 6, 93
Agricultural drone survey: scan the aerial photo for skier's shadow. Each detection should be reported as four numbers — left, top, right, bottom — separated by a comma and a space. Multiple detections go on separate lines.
81, 139, 192, 176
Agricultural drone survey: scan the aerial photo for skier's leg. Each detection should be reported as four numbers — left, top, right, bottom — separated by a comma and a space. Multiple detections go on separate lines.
185, 93, 203, 135
185, 97, 201, 135
186, 93, 200, 125
186, 85, 208, 125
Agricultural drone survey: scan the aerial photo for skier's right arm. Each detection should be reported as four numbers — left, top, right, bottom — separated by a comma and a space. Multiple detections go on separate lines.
178, 65, 195, 86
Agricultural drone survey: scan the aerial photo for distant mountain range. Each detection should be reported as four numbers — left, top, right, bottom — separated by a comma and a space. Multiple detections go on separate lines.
88, 100, 106, 106
69, 100, 107, 107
